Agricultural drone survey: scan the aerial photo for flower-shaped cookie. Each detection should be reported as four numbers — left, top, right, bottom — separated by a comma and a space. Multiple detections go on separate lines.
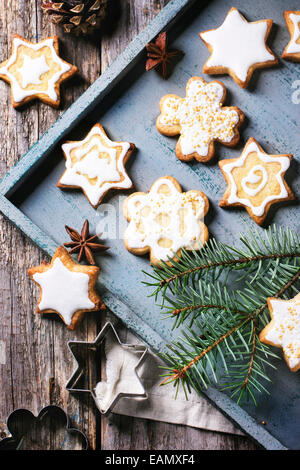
123, 176, 209, 266
219, 138, 294, 225
199, 7, 278, 88
156, 77, 244, 163
282, 11, 300, 62
28, 246, 105, 330
260, 293, 300, 372
0, 35, 77, 108
57, 123, 135, 208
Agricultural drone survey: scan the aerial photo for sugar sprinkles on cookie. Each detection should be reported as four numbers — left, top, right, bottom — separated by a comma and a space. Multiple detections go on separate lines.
260, 293, 300, 372
123, 176, 209, 266
0, 34, 77, 108
156, 76, 244, 162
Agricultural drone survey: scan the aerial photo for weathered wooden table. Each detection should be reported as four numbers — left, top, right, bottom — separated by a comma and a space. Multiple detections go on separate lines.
0, 0, 257, 450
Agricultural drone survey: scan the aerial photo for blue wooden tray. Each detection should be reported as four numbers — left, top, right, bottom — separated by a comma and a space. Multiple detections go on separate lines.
1, 0, 299, 450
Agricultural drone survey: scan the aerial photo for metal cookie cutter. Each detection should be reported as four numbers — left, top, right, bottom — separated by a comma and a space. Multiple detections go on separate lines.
0, 405, 89, 450
66, 321, 148, 416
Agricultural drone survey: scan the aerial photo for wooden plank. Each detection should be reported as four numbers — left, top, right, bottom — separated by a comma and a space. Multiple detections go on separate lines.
37, 2, 100, 450
0, 0, 49, 441
0, 0, 100, 449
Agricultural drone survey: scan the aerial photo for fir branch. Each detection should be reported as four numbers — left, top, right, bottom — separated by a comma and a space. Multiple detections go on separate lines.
162, 265, 300, 386
242, 318, 257, 390
159, 251, 299, 289
146, 226, 300, 405
143, 226, 300, 299
171, 303, 246, 317
161, 314, 255, 386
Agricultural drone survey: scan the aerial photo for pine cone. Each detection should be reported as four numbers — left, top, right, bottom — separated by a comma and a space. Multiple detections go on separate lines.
41, 0, 108, 36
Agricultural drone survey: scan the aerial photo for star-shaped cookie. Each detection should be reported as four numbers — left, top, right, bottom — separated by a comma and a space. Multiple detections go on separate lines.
199, 7, 278, 88
282, 11, 300, 62
260, 293, 300, 372
57, 123, 135, 208
156, 76, 244, 162
123, 175, 209, 266
0, 35, 77, 108
219, 138, 294, 225
66, 322, 147, 415
27, 246, 105, 330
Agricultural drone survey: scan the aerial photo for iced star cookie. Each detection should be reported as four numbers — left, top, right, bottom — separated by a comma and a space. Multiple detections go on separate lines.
28, 246, 105, 330
282, 11, 300, 62
260, 293, 300, 372
57, 123, 135, 208
0, 35, 77, 108
199, 7, 278, 89
123, 176, 209, 266
156, 76, 244, 163
219, 138, 294, 226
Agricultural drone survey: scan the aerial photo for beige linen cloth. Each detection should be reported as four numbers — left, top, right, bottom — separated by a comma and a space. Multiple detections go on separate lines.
96, 314, 243, 435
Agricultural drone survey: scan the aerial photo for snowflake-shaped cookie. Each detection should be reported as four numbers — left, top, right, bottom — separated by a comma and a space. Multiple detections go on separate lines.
57, 123, 135, 208
156, 76, 244, 162
219, 138, 294, 226
282, 11, 300, 62
260, 293, 300, 372
199, 7, 278, 88
123, 176, 209, 266
0, 35, 77, 108
27, 246, 105, 330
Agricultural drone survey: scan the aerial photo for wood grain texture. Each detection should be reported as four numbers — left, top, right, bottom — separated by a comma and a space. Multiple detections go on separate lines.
0, 0, 257, 450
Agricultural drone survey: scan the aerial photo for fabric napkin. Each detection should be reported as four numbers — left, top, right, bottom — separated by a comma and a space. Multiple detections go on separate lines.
99, 314, 243, 435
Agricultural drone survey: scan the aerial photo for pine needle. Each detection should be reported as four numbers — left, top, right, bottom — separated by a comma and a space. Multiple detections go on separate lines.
144, 225, 300, 406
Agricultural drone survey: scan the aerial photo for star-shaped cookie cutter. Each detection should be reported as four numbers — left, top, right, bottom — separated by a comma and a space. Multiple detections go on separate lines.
66, 322, 148, 416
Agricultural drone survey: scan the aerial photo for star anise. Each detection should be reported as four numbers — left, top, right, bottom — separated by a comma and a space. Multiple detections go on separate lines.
146, 32, 183, 79
64, 219, 109, 265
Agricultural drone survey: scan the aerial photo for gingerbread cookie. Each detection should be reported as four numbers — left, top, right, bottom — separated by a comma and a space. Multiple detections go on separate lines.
282, 11, 300, 62
156, 76, 244, 163
260, 293, 300, 372
57, 123, 135, 208
219, 138, 294, 225
199, 7, 278, 89
0, 35, 77, 108
28, 246, 105, 330
123, 176, 209, 266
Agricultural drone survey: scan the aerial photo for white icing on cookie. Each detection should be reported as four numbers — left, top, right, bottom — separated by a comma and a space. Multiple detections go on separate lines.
222, 141, 290, 217
33, 257, 94, 326
18, 54, 50, 88
124, 177, 207, 262
286, 12, 300, 54
200, 8, 275, 83
158, 78, 239, 157
59, 125, 132, 207
241, 165, 268, 197
264, 294, 300, 370
0, 37, 71, 103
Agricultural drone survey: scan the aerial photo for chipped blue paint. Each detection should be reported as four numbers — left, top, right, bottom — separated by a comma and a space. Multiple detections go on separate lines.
0, 0, 299, 450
